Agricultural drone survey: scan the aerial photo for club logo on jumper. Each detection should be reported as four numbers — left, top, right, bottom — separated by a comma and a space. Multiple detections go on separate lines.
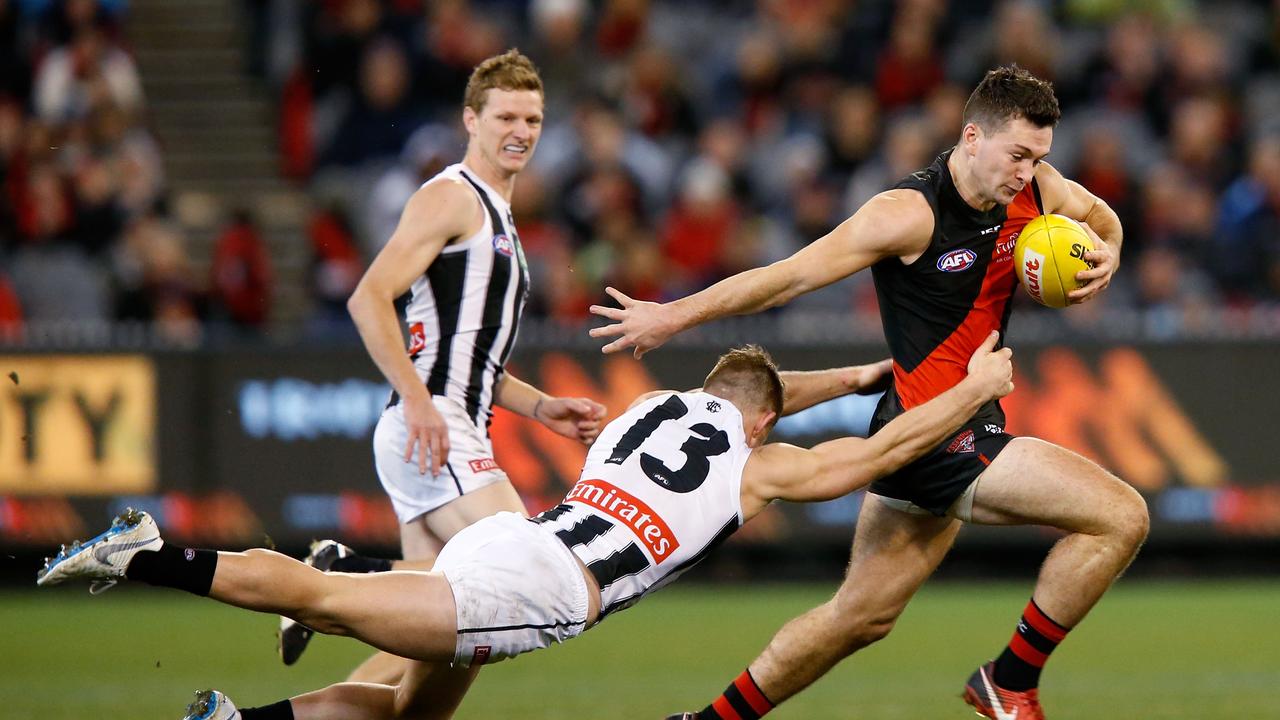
937, 248, 978, 272
706, 401, 721, 413
492, 233, 514, 257
407, 321, 426, 355
1022, 248, 1046, 303
946, 429, 976, 454
565, 479, 679, 562
473, 645, 492, 665
469, 458, 499, 473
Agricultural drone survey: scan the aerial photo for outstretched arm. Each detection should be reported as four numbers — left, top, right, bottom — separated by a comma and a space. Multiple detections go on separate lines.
778, 360, 893, 416
588, 191, 934, 357
623, 359, 891, 418
740, 332, 1013, 517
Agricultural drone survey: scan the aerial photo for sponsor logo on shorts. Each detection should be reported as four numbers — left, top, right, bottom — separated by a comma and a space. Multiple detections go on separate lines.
937, 248, 978, 272
184, 548, 195, 561
407, 321, 426, 355
469, 458, 500, 473
565, 479, 679, 562
492, 234, 514, 257
473, 645, 491, 665
985, 424, 1004, 435
946, 429, 976, 454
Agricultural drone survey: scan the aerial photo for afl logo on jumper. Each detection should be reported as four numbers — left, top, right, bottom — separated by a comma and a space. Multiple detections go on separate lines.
937, 248, 977, 272
492, 233, 514, 257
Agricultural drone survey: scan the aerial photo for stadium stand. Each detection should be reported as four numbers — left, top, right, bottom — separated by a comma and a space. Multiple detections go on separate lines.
2, 0, 1279, 342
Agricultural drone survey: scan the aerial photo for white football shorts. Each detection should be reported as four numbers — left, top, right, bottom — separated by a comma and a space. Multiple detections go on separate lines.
435, 511, 590, 667
373, 395, 509, 524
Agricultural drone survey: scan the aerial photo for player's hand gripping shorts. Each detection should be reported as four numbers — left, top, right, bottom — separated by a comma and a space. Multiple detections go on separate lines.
434, 511, 591, 666
374, 395, 509, 524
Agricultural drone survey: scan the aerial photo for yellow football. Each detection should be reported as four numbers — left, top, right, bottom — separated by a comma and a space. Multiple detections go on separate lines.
1013, 214, 1094, 308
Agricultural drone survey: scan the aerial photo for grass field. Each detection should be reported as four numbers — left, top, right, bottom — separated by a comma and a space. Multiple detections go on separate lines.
6, 579, 1279, 719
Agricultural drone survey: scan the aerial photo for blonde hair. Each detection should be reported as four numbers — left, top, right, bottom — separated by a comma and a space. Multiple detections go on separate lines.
703, 345, 784, 419
463, 49, 544, 113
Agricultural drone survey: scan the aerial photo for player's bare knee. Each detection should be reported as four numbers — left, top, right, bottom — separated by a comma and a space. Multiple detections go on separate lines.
1115, 486, 1150, 550
292, 573, 363, 637
242, 547, 284, 564
1090, 481, 1148, 555
298, 594, 356, 637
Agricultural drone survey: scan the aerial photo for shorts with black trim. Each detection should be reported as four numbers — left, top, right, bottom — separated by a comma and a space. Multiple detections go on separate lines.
374, 395, 508, 524
435, 511, 590, 667
867, 390, 1015, 516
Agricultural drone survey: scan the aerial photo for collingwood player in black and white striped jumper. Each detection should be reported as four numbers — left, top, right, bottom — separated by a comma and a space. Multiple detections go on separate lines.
39, 338, 1013, 720
285, 50, 606, 685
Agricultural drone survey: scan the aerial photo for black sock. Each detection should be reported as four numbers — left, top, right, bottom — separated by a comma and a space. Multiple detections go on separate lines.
330, 554, 393, 573
240, 700, 294, 720
698, 669, 775, 719
124, 543, 218, 596
992, 597, 1069, 691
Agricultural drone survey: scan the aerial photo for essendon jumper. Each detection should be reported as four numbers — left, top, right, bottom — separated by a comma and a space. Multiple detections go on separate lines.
872, 149, 1043, 411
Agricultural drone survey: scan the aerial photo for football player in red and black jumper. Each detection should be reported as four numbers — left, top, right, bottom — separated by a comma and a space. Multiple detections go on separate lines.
592, 65, 1145, 720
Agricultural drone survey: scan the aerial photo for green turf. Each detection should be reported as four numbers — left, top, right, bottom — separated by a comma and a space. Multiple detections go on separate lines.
6, 580, 1279, 718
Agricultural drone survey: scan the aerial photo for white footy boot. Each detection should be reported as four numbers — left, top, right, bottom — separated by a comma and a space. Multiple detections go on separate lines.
182, 689, 240, 720
36, 508, 162, 594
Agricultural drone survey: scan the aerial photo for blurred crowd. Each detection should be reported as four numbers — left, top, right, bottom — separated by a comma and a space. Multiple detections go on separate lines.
0, 0, 201, 342
5, 0, 1280, 344
251, 0, 1280, 335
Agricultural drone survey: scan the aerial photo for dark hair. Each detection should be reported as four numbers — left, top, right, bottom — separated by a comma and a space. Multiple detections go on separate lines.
463, 49, 543, 113
703, 345, 784, 420
962, 65, 1060, 132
